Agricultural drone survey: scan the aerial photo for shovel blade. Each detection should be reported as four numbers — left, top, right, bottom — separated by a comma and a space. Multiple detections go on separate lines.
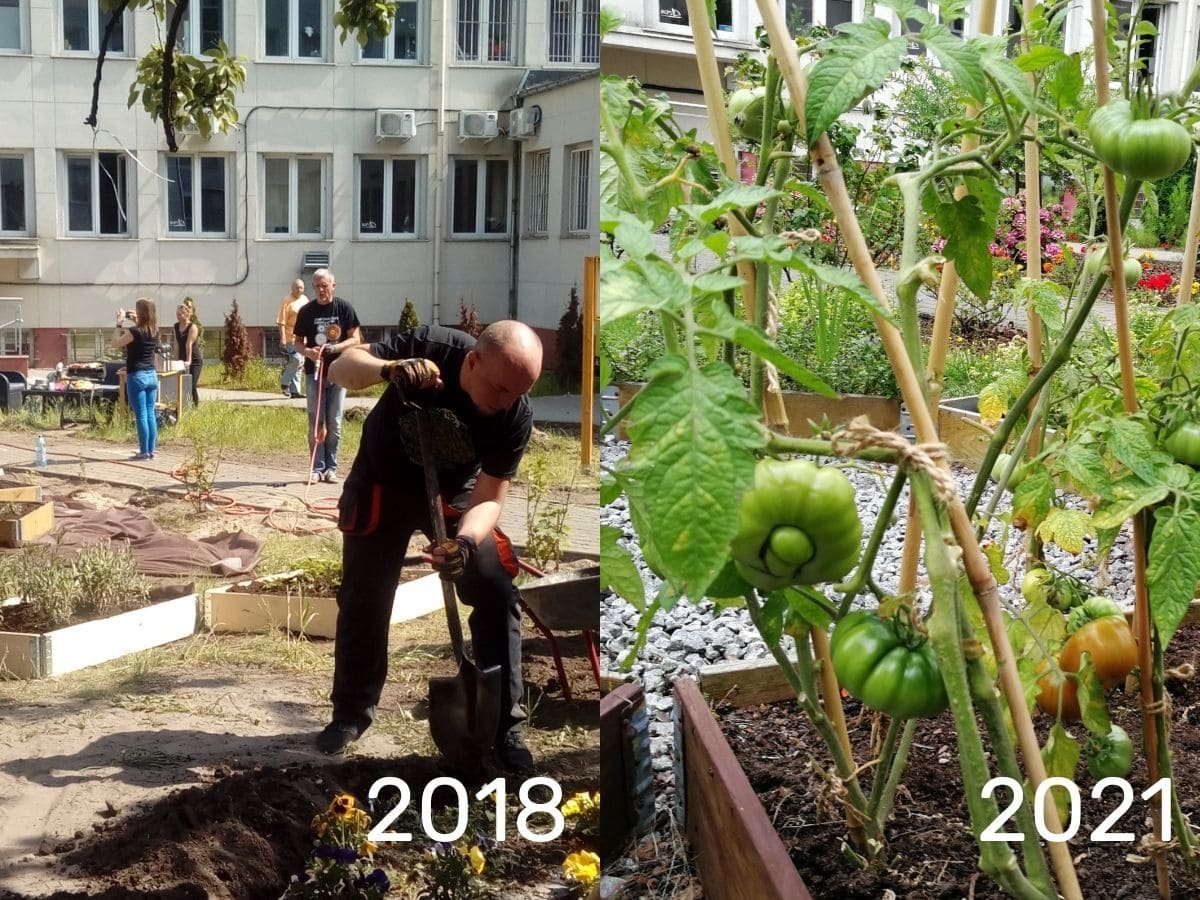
428, 660, 503, 766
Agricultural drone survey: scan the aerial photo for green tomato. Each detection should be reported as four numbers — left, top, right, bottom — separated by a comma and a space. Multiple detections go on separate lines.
727, 87, 766, 142
830, 611, 949, 719
1085, 724, 1134, 779
1164, 421, 1200, 466
730, 459, 862, 591
1123, 257, 1143, 288
1021, 568, 1055, 607
1088, 99, 1193, 181
991, 452, 1029, 490
1066, 595, 1124, 634
1082, 244, 1108, 278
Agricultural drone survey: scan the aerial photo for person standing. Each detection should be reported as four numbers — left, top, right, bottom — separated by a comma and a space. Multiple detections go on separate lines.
317, 321, 543, 774
175, 298, 203, 407
277, 278, 309, 399
293, 268, 361, 483
111, 298, 160, 460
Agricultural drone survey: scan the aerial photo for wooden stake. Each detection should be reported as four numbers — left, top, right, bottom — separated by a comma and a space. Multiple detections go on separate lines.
755, 2, 1082, 895
581, 255, 598, 469
1177, 152, 1200, 307
684, 0, 788, 428
1088, 2, 1168, 895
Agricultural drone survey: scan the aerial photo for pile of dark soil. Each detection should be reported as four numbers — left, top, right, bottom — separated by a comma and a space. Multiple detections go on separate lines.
716, 622, 1200, 899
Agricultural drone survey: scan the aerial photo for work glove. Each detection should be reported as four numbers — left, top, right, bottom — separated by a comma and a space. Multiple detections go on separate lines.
380, 358, 443, 395
429, 535, 476, 581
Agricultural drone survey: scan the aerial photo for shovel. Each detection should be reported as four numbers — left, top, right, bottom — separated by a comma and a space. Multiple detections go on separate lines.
414, 406, 503, 767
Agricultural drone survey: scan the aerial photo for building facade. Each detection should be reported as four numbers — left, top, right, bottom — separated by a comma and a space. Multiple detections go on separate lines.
0, 0, 599, 365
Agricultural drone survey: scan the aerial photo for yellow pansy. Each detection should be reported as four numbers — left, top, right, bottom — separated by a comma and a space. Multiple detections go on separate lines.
563, 850, 600, 885
468, 845, 486, 875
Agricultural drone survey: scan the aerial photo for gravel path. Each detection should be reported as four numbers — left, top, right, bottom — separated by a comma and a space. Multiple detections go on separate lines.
600, 436, 1136, 805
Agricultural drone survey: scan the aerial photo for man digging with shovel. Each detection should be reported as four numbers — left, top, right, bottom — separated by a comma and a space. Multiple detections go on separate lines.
316, 321, 543, 774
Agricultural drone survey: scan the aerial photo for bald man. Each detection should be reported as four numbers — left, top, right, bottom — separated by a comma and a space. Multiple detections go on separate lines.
321, 321, 544, 772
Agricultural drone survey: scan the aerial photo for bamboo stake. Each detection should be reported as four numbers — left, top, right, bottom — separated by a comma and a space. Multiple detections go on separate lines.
905, 0, 997, 597
811, 624, 864, 844
684, 0, 788, 428
1088, 2, 1168, 895
755, 2, 1082, 895
1021, 0, 1045, 447
1177, 151, 1200, 307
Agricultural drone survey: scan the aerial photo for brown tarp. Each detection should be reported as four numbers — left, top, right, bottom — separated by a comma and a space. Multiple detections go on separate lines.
33, 500, 263, 576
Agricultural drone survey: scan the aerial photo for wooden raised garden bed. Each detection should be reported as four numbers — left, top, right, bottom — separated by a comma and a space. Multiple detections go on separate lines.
599, 682, 655, 859
0, 583, 198, 679
0, 500, 53, 548
673, 677, 813, 900
203, 570, 443, 638
0, 485, 42, 503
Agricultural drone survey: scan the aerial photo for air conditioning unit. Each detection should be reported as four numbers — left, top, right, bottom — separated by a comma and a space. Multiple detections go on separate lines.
376, 109, 416, 140
458, 109, 500, 140
301, 250, 331, 270
176, 119, 202, 136
507, 106, 540, 140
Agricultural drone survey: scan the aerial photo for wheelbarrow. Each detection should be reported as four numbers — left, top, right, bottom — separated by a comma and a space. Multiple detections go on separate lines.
517, 565, 600, 701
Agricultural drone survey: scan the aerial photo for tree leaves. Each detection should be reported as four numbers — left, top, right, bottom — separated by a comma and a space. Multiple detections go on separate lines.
622, 356, 767, 599
806, 19, 906, 145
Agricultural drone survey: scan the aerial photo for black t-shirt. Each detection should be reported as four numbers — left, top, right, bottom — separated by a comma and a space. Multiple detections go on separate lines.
346, 325, 533, 497
125, 328, 157, 373
293, 296, 361, 378
174, 322, 203, 364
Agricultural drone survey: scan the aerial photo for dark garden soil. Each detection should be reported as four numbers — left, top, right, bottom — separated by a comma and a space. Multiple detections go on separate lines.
0, 756, 593, 900
0, 580, 193, 633
716, 622, 1200, 899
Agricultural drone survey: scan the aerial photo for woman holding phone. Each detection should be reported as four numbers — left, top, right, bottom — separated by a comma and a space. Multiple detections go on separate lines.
111, 297, 159, 460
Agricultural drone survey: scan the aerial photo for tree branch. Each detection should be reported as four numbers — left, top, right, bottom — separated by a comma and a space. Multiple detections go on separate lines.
162, 0, 190, 152
85, 0, 133, 129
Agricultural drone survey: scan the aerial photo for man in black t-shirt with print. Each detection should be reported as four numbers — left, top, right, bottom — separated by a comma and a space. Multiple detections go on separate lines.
293, 268, 362, 483
320, 320, 543, 773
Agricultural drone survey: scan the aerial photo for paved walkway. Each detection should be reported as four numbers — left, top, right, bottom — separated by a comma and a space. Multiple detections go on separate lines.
0, 431, 599, 558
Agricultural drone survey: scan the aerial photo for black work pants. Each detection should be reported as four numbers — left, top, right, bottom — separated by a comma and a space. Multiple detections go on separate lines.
330, 501, 525, 739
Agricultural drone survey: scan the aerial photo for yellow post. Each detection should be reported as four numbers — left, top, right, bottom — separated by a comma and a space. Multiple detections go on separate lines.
581, 255, 599, 468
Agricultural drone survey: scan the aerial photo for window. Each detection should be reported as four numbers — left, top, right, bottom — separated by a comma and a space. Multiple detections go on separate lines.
1112, 0, 1160, 80
0, 0, 27, 51
526, 149, 550, 235
0, 154, 30, 234
548, 0, 598, 64
657, 0, 730, 34
362, 0, 421, 61
905, 0, 927, 54
262, 156, 325, 236
62, 0, 127, 54
64, 151, 130, 235
451, 158, 508, 236
826, 0, 852, 28
169, 0, 227, 55
786, 0, 854, 34
357, 158, 419, 236
457, 0, 515, 62
565, 145, 591, 234
165, 154, 229, 236
264, 0, 325, 59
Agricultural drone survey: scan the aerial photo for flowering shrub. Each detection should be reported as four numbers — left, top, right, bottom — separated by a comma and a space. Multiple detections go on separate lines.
284, 794, 393, 899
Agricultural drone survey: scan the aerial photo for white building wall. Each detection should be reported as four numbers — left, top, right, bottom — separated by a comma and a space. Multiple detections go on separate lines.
0, 0, 599, 359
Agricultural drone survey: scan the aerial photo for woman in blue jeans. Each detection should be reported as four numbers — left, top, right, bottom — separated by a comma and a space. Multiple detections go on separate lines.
111, 297, 159, 460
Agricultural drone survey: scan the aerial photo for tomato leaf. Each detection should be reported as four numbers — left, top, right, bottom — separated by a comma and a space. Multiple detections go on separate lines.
922, 177, 1000, 301
623, 356, 766, 599
1106, 416, 1171, 485
1075, 654, 1112, 737
982, 542, 1009, 585
706, 558, 755, 600
600, 472, 623, 506
601, 525, 646, 612
1013, 469, 1055, 532
975, 35, 1036, 110
921, 25, 987, 103
1091, 477, 1170, 530
601, 250, 691, 321
1015, 44, 1066, 72
1055, 442, 1110, 500
1036, 507, 1094, 555
1146, 504, 1200, 648
782, 585, 835, 631
1041, 723, 1081, 823
805, 20, 906, 145
1047, 53, 1084, 111
758, 590, 788, 646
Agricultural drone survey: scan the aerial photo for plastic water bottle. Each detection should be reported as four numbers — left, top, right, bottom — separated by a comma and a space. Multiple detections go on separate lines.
34, 434, 47, 467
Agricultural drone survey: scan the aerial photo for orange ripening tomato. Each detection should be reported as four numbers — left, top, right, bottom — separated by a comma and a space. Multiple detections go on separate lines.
1059, 615, 1138, 689
1035, 661, 1081, 721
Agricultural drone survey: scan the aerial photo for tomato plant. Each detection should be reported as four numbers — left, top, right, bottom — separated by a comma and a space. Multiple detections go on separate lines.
1164, 421, 1200, 465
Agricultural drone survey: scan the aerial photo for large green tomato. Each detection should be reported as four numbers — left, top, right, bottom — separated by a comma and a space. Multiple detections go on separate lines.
1066, 595, 1124, 634
1021, 568, 1055, 606
1123, 257, 1143, 287
727, 87, 766, 142
830, 611, 949, 719
1083, 246, 1142, 287
1164, 421, 1200, 465
730, 459, 862, 590
1085, 724, 1134, 779
1089, 99, 1193, 181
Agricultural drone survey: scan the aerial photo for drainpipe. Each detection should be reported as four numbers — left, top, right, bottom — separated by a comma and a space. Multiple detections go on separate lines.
431, 0, 450, 325
508, 103, 522, 321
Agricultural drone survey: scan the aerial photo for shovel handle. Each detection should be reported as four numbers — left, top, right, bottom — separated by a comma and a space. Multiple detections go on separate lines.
414, 407, 468, 663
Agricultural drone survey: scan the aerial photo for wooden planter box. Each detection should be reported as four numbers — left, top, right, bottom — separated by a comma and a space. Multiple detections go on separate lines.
615, 382, 900, 439
0, 585, 198, 679
0, 485, 41, 503
0, 500, 53, 547
599, 682, 655, 859
674, 677, 814, 899
203, 570, 443, 638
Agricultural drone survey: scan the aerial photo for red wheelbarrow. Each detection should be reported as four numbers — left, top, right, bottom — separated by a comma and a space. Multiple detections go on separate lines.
517, 565, 600, 701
